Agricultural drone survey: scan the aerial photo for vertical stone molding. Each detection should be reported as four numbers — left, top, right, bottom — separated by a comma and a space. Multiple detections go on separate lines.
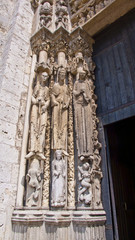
67, 72, 75, 208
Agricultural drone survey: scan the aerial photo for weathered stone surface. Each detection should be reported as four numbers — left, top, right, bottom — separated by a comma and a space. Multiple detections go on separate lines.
2, 0, 134, 239
0, 0, 34, 239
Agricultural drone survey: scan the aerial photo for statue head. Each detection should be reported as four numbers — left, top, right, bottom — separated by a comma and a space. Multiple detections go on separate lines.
78, 69, 86, 82
55, 150, 63, 160
58, 67, 66, 84
83, 162, 90, 171
40, 72, 49, 84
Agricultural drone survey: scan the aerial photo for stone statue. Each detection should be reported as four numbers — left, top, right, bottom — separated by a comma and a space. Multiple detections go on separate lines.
26, 158, 41, 207
51, 150, 67, 207
73, 69, 93, 159
26, 72, 50, 160
51, 67, 70, 150
78, 162, 92, 205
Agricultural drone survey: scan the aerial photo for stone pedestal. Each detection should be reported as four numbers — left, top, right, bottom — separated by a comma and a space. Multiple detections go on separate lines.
12, 209, 106, 240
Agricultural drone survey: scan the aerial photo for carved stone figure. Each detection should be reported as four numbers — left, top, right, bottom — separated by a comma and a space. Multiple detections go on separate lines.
55, 0, 69, 29
26, 72, 50, 160
51, 67, 70, 151
78, 162, 92, 205
39, 2, 52, 29
73, 69, 93, 159
51, 150, 67, 207
26, 158, 42, 207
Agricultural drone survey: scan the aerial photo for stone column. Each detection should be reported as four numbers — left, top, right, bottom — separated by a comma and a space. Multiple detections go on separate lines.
16, 54, 37, 207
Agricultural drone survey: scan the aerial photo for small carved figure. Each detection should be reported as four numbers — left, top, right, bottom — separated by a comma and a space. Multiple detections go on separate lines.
55, 0, 68, 29
51, 67, 70, 150
78, 162, 92, 205
39, 2, 52, 28
26, 72, 50, 160
55, 13, 68, 29
51, 150, 67, 207
73, 69, 93, 158
26, 159, 41, 207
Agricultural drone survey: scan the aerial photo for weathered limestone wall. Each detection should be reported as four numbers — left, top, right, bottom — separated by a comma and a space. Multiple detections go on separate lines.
0, 0, 34, 239
0, 0, 17, 60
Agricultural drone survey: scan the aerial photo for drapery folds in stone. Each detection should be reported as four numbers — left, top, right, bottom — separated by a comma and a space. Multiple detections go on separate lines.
25, 26, 103, 210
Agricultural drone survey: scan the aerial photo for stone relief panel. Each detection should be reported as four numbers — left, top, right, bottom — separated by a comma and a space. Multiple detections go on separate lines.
69, 0, 116, 29
78, 161, 92, 205
26, 157, 43, 207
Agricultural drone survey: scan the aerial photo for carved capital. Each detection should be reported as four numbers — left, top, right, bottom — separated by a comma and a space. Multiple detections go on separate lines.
30, 27, 53, 55
69, 28, 94, 56
51, 27, 69, 54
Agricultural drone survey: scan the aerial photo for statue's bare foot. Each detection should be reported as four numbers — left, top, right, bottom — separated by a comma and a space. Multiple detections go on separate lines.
25, 151, 35, 159
37, 152, 46, 160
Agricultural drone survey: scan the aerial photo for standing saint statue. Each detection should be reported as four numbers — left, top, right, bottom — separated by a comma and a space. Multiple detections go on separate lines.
73, 69, 93, 159
51, 150, 66, 207
26, 72, 50, 160
51, 67, 70, 151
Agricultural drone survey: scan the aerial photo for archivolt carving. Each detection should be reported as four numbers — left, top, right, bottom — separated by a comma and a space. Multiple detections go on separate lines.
69, 0, 115, 29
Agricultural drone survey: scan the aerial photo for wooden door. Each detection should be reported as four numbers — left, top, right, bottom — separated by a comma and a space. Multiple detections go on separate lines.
106, 117, 135, 240
93, 8, 135, 239
93, 9, 135, 126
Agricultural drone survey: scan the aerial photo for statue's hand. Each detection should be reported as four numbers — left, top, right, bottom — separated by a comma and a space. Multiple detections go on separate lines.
31, 96, 37, 105
52, 101, 58, 107
63, 103, 68, 109
42, 105, 47, 113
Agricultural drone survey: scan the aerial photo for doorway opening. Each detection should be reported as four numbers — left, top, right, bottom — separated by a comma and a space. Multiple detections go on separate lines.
105, 116, 135, 240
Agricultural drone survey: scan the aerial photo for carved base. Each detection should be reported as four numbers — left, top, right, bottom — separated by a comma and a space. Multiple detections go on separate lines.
12, 209, 106, 240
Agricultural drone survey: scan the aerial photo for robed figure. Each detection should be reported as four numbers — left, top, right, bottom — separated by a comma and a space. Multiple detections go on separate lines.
73, 69, 93, 158
26, 72, 50, 160
51, 150, 66, 207
51, 67, 70, 150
